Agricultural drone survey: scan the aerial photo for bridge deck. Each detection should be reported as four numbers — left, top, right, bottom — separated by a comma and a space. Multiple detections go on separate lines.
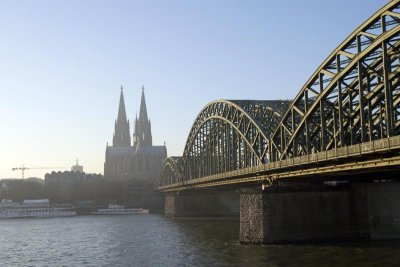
159, 135, 400, 192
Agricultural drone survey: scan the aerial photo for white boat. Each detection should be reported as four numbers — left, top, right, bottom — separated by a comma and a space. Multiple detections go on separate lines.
0, 199, 77, 219
91, 203, 149, 215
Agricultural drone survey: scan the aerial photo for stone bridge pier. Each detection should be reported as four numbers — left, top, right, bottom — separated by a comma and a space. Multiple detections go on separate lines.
240, 182, 400, 244
164, 189, 239, 217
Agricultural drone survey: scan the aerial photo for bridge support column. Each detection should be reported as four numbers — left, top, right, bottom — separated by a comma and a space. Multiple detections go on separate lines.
352, 182, 400, 240
239, 188, 265, 244
164, 190, 239, 218
240, 186, 357, 244
240, 182, 400, 244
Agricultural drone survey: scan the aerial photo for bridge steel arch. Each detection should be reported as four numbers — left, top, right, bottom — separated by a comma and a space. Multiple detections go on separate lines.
157, 100, 289, 188
176, 100, 289, 184
157, 1, 400, 190
270, 0, 400, 161
156, 157, 181, 188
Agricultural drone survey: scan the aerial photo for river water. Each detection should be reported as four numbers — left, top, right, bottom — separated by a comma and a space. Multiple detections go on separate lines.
0, 214, 399, 266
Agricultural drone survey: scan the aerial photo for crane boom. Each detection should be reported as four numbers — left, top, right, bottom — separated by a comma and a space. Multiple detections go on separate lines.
11, 165, 65, 178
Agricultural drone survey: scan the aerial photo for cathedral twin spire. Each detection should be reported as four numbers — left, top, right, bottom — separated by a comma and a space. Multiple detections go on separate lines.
112, 85, 152, 148
113, 86, 131, 147
133, 86, 152, 147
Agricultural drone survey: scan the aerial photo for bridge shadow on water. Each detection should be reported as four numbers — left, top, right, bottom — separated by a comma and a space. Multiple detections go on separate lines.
166, 216, 400, 267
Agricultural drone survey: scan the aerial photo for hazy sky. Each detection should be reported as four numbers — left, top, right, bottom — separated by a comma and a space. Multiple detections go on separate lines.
0, 0, 388, 179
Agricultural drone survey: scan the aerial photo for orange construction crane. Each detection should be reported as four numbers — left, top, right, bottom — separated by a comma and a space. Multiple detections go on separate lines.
12, 164, 65, 178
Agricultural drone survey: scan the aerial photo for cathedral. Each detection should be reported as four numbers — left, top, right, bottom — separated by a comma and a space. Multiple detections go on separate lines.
104, 86, 167, 186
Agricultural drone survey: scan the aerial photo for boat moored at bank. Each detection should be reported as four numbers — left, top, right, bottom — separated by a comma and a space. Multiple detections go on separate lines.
91, 203, 149, 215
0, 199, 77, 218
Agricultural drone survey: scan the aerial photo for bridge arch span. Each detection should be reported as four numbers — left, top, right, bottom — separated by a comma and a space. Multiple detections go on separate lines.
179, 100, 289, 182
270, 0, 400, 161
157, 157, 181, 188
157, 1, 400, 191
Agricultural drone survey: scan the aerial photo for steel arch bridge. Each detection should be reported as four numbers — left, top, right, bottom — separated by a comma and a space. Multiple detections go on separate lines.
156, 1, 400, 191
156, 100, 290, 187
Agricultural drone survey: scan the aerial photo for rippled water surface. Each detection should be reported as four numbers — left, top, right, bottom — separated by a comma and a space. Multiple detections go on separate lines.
1, 215, 400, 266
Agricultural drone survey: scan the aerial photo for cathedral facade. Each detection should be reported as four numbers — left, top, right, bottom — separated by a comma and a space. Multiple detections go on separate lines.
104, 86, 167, 187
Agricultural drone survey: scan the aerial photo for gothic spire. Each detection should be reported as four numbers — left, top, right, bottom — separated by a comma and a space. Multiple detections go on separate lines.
133, 113, 139, 147
117, 86, 127, 122
133, 85, 152, 147
139, 85, 148, 123
113, 86, 131, 147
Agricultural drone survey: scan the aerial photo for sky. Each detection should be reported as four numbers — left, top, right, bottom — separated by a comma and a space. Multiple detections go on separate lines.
0, 0, 389, 179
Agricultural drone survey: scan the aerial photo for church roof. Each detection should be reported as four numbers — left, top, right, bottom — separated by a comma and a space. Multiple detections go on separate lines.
106, 146, 134, 157
107, 145, 166, 157
135, 145, 167, 156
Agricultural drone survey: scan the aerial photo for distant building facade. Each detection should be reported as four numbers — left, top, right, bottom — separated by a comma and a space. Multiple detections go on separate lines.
0, 178, 45, 201
44, 171, 104, 203
104, 86, 167, 187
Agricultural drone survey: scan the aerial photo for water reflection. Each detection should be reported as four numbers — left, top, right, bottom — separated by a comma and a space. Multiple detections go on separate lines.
0, 215, 399, 266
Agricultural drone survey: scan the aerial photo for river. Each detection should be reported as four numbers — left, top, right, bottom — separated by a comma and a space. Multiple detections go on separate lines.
0, 215, 399, 266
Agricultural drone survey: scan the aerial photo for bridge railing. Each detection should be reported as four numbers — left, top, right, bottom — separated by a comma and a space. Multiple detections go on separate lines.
158, 135, 400, 190
275, 136, 400, 170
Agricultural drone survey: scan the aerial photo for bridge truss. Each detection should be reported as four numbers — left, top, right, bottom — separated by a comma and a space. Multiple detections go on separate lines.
156, 0, 400, 191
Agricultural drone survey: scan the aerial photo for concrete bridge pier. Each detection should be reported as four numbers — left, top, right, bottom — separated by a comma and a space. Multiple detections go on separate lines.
240, 182, 400, 244
165, 189, 239, 217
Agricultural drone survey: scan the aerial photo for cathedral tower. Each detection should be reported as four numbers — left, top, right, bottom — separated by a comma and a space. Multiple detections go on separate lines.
105, 84, 167, 186
133, 86, 152, 147
113, 86, 131, 147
